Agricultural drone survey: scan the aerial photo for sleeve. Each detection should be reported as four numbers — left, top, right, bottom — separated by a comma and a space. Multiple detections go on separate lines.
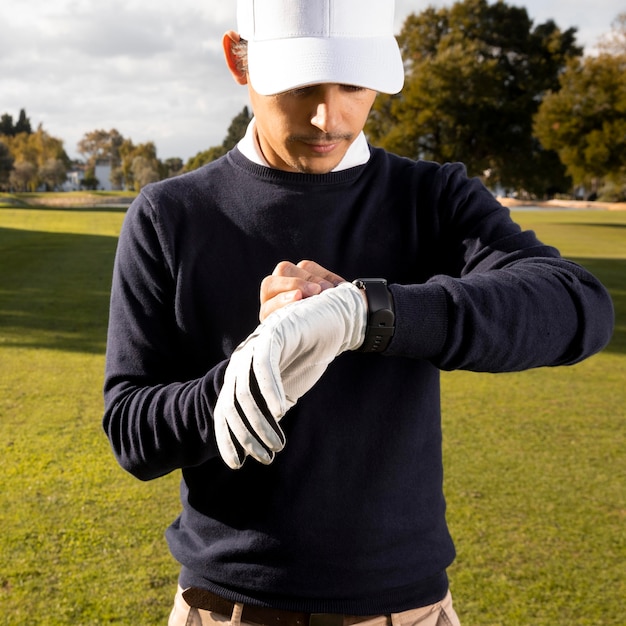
102, 193, 226, 481
386, 163, 615, 372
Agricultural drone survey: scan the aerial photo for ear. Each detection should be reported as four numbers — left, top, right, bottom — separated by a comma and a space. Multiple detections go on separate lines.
223, 31, 248, 86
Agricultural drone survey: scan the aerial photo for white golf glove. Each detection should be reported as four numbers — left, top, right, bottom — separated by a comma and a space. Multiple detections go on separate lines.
214, 282, 367, 469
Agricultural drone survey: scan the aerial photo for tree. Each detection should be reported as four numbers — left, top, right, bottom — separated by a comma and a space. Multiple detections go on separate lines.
116, 140, 161, 191
366, 0, 581, 196
1, 124, 69, 190
131, 156, 160, 190
222, 106, 252, 151
3, 125, 68, 167
0, 141, 14, 190
81, 169, 100, 191
77, 128, 186, 188
598, 12, 626, 56
15, 109, 32, 135
9, 161, 37, 192
118, 138, 137, 190
0, 109, 32, 137
186, 106, 252, 171
534, 51, 626, 200
77, 128, 124, 169
163, 157, 184, 178
0, 114, 14, 137
186, 146, 227, 171
110, 166, 125, 190
39, 158, 68, 190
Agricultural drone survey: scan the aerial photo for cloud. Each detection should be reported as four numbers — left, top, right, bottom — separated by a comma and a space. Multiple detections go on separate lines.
0, 0, 245, 160
0, 0, 622, 162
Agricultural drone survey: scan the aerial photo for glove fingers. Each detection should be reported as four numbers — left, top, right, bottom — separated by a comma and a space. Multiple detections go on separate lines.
214, 402, 247, 469
227, 426, 247, 468
231, 365, 286, 452
229, 327, 286, 446
225, 421, 277, 470
251, 331, 287, 418
215, 392, 280, 467
214, 327, 287, 469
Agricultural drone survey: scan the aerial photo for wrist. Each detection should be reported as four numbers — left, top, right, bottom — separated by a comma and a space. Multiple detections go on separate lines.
352, 279, 395, 353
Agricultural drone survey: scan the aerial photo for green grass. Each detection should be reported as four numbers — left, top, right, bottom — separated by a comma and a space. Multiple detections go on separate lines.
443, 209, 625, 625
0, 196, 624, 624
0, 196, 180, 624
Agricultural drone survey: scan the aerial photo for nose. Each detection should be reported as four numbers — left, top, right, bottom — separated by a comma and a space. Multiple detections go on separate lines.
310, 87, 341, 133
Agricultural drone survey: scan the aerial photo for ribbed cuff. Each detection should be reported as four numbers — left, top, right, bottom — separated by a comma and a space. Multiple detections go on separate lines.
387, 283, 448, 360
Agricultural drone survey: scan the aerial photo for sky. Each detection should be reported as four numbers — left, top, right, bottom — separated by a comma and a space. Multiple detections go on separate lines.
1, 0, 622, 163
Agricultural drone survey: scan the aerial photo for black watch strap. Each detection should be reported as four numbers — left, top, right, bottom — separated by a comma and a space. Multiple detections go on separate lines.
353, 278, 395, 353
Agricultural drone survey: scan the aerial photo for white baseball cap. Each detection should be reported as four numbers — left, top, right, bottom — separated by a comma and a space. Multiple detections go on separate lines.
236, 0, 405, 96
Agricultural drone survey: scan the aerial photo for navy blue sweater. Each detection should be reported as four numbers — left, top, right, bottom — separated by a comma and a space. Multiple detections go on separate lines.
103, 146, 613, 612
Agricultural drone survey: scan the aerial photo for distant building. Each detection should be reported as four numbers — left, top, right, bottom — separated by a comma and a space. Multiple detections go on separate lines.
61, 159, 124, 192
62, 166, 85, 191
95, 159, 114, 191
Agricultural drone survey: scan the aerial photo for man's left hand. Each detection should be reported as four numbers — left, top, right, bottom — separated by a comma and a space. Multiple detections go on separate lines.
214, 281, 366, 469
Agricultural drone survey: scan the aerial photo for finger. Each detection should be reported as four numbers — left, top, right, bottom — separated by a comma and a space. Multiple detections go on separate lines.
296, 260, 346, 287
215, 332, 280, 467
260, 275, 316, 304
219, 393, 278, 466
260, 289, 302, 321
260, 272, 326, 321
260, 262, 338, 321
232, 333, 286, 447
223, 425, 247, 469
273, 260, 337, 289
250, 329, 287, 420
232, 364, 286, 453
214, 397, 247, 469
227, 428, 247, 467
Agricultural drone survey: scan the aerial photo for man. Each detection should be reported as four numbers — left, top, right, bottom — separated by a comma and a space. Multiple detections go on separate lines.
102, 1, 614, 624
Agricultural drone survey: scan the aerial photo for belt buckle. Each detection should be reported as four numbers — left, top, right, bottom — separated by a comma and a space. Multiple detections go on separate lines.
309, 614, 345, 626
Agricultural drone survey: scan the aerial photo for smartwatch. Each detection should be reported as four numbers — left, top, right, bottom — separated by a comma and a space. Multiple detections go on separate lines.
353, 278, 395, 353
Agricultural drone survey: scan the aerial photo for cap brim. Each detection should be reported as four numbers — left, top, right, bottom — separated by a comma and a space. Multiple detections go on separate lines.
247, 36, 404, 96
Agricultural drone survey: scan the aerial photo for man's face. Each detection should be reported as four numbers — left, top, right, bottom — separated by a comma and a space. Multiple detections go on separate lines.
248, 83, 377, 174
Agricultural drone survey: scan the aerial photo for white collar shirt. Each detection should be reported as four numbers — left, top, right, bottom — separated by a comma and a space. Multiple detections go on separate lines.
237, 118, 371, 171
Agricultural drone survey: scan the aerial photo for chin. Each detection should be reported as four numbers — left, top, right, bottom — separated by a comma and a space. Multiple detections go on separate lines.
293, 158, 342, 175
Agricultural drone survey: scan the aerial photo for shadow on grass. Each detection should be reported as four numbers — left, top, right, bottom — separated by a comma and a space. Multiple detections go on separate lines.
0, 227, 118, 354
0, 228, 623, 357
572, 222, 626, 230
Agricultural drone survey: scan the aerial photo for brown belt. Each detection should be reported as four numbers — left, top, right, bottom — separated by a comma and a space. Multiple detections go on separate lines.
182, 588, 383, 626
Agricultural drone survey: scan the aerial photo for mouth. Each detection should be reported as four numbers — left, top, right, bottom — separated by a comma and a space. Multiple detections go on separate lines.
305, 142, 339, 154
290, 133, 353, 156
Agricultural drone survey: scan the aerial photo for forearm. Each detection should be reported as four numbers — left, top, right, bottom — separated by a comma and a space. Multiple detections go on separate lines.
102, 195, 229, 480
388, 256, 614, 371
103, 363, 226, 481
384, 165, 614, 370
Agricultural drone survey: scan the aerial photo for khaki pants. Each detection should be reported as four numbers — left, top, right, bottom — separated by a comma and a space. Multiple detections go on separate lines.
168, 586, 461, 626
